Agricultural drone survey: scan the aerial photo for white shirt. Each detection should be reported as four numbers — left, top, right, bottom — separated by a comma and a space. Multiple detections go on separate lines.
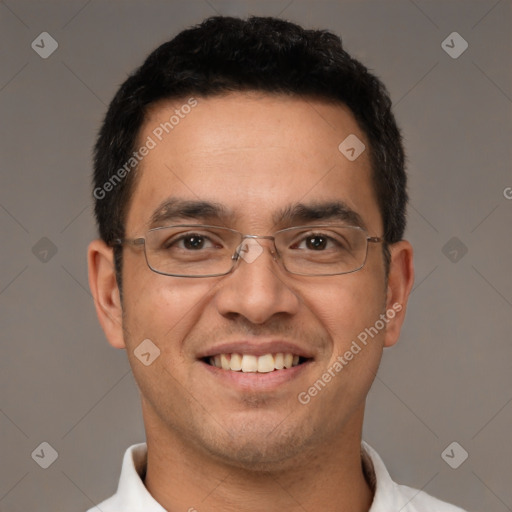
87, 442, 467, 511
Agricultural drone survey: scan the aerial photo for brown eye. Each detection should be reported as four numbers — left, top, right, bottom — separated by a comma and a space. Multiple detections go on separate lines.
182, 235, 206, 250
305, 236, 328, 250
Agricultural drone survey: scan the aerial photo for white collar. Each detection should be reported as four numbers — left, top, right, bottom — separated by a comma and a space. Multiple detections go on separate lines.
87, 441, 466, 511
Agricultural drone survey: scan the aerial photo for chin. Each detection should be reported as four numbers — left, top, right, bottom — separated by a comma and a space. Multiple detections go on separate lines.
198, 416, 318, 471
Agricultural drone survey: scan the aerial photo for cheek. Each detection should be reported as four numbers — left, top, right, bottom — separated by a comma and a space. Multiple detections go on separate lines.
121, 266, 214, 353
303, 268, 386, 348
121, 278, 214, 405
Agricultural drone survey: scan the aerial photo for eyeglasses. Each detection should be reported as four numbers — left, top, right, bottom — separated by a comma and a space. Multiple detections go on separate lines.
111, 224, 383, 278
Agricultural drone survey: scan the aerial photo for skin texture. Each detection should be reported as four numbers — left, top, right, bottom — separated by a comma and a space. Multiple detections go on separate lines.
88, 92, 414, 511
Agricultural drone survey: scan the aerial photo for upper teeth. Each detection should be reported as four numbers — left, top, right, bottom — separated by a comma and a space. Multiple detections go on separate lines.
209, 353, 301, 373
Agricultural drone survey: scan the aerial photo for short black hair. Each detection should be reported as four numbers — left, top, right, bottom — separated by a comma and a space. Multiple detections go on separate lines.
93, 15, 407, 289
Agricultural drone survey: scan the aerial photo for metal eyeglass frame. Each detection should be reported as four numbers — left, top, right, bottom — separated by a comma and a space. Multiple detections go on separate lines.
110, 224, 384, 278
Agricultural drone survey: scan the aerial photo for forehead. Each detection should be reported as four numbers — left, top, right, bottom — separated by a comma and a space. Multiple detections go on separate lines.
126, 92, 381, 234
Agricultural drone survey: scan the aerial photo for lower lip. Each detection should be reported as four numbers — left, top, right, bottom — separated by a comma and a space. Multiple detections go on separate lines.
200, 360, 312, 392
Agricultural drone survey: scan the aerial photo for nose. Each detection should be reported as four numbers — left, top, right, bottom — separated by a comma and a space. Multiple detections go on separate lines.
213, 238, 301, 324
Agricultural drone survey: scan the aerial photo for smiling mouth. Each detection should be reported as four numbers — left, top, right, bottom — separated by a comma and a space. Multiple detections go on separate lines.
204, 353, 311, 373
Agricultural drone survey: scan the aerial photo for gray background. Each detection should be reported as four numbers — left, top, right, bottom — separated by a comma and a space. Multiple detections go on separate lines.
0, 1, 511, 511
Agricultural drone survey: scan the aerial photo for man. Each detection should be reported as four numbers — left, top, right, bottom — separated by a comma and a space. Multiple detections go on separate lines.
87, 15, 467, 511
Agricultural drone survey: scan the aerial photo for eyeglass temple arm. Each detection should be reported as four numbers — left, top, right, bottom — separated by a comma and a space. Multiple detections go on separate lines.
109, 238, 145, 247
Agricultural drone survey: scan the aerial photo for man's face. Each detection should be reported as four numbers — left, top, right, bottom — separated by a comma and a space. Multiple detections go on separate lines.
118, 93, 393, 468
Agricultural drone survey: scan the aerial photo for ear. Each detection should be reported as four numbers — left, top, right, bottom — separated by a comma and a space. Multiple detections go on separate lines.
87, 239, 126, 349
383, 240, 414, 348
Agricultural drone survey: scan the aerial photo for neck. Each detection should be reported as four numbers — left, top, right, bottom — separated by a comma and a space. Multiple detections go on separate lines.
143, 405, 374, 512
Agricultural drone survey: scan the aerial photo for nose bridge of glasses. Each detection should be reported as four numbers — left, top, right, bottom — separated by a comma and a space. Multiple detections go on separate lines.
243, 234, 276, 245
233, 234, 278, 264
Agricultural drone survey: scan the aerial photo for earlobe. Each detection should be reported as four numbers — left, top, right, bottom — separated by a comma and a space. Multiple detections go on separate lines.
87, 239, 126, 349
383, 240, 414, 348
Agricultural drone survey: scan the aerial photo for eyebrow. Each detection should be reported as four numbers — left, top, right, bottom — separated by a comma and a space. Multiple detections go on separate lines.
274, 201, 367, 230
149, 198, 366, 230
149, 198, 231, 228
